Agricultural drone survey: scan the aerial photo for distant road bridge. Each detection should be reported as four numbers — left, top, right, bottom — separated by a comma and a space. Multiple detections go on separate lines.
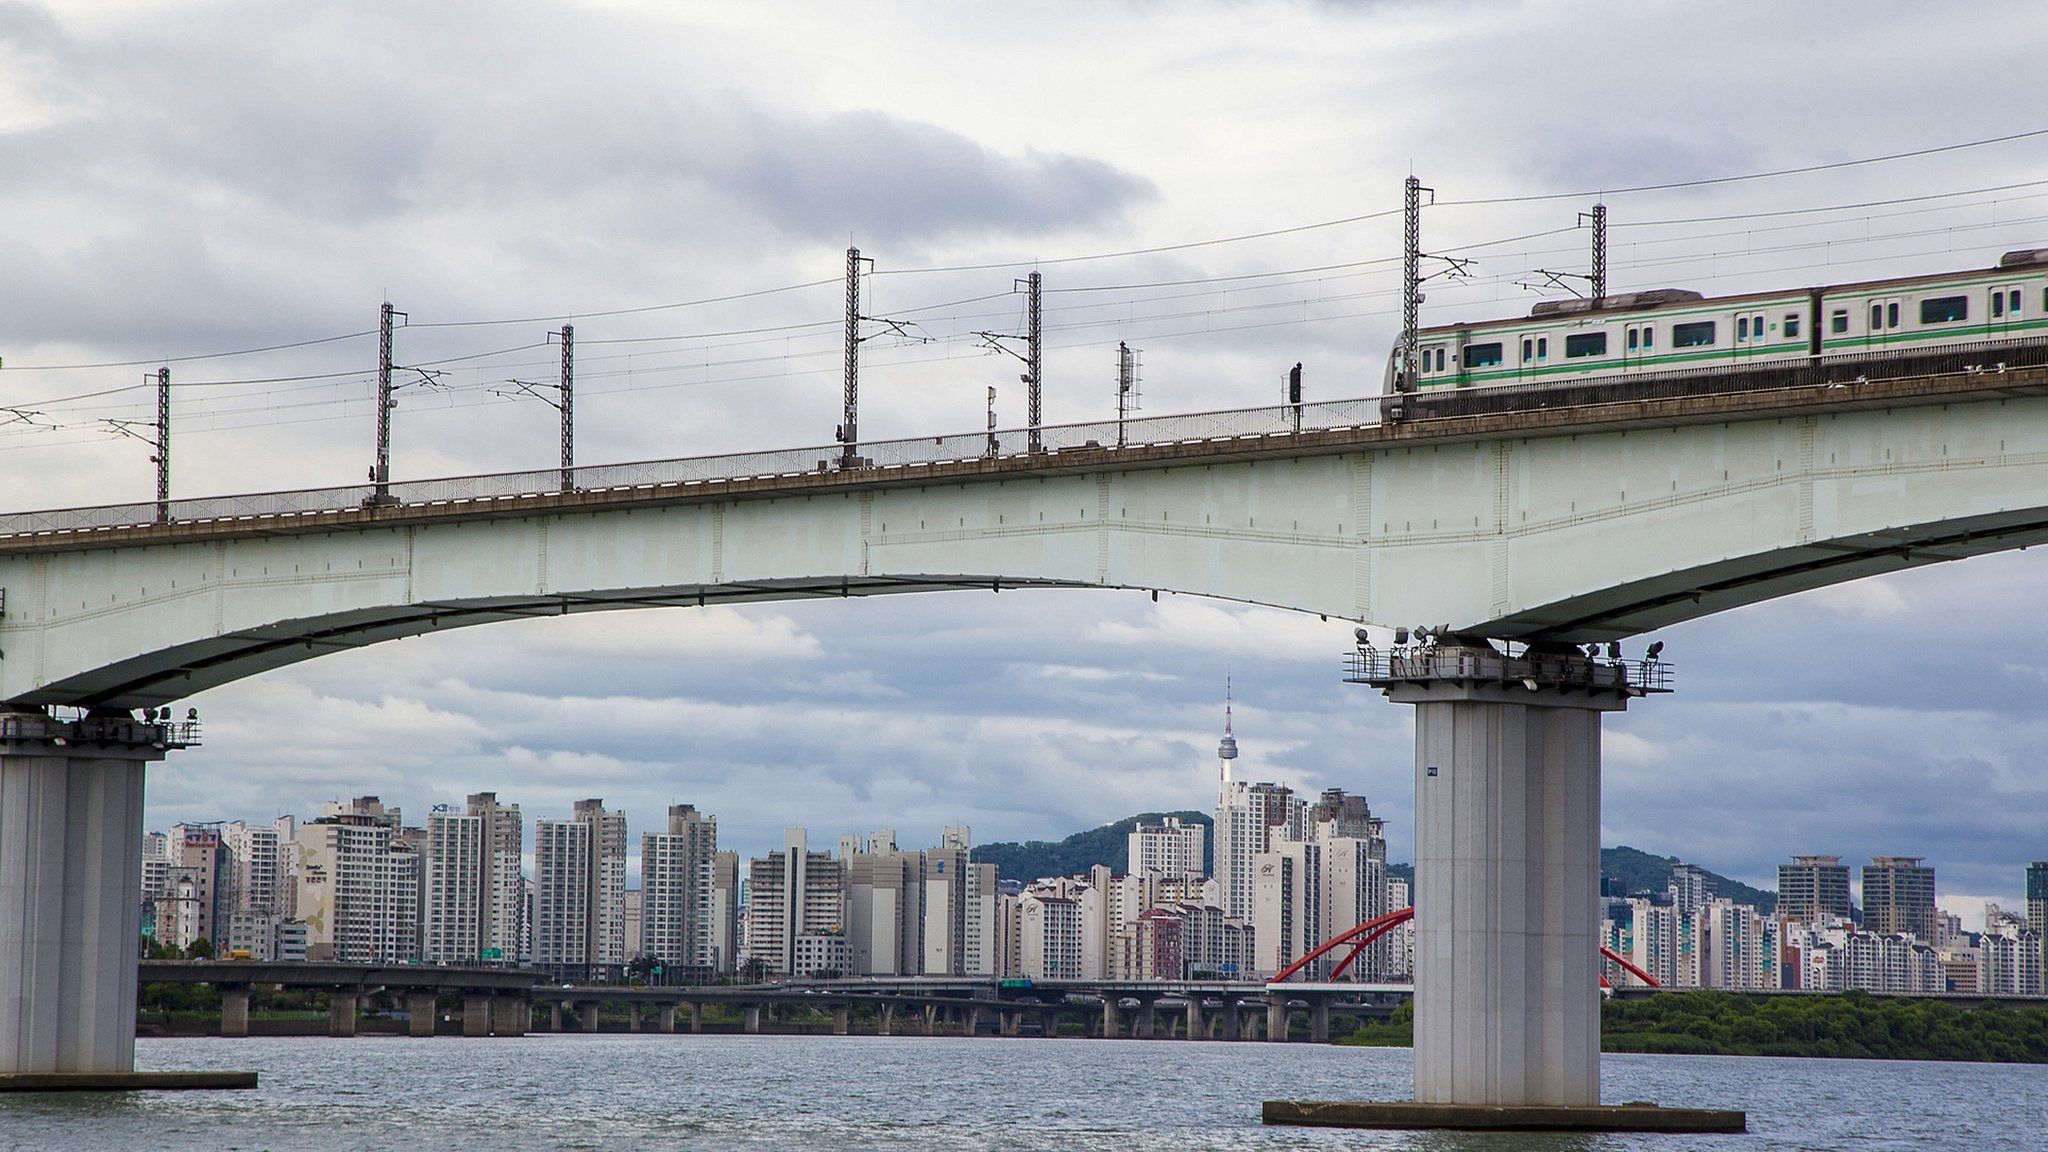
10, 361, 2048, 1101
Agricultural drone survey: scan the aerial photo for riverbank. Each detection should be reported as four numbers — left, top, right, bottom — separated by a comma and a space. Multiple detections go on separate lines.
1338, 992, 2048, 1062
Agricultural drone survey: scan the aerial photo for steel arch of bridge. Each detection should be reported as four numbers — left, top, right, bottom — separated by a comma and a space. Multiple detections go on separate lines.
1265, 906, 1662, 990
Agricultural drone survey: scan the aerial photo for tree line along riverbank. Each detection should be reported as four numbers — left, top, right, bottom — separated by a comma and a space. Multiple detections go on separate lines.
1338, 992, 2048, 1063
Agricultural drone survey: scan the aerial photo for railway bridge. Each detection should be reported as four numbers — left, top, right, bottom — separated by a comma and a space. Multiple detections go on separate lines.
8, 360, 2048, 1106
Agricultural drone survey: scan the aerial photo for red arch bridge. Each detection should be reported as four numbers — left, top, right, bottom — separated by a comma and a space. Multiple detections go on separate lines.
1268, 907, 1662, 990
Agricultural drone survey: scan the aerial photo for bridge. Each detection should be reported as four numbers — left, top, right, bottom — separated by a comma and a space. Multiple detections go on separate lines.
134, 962, 1405, 1042
7, 353, 2048, 1106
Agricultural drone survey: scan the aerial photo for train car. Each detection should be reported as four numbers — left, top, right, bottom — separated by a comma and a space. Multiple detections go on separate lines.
1384, 248, 2048, 418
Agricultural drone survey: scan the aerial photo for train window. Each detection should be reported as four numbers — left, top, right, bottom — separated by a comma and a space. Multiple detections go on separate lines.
1672, 321, 1716, 347
1435, 348, 1446, 371
1993, 293, 2005, 319
1537, 337, 1548, 359
1642, 328, 1652, 349
1463, 343, 1503, 368
1888, 302, 1900, 328
1564, 332, 1607, 358
1870, 303, 1883, 329
1521, 338, 1533, 361
1627, 329, 1638, 351
1831, 310, 1848, 334
1919, 296, 1968, 324
1784, 314, 1801, 339
1737, 317, 1749, 340
2011, 289, 2023, 314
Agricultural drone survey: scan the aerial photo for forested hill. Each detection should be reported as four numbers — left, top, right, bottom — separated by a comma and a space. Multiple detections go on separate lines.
978, 816, 1770, 915
977, 812, 1212, 881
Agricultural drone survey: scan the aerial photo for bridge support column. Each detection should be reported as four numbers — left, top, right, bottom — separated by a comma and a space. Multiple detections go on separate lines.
493, 995, 527, 1037
743, 1003, 762, 1034
219, 987, 251, 1038
1266, 995, 1289, 1042
659, 1003, 677, 1033
1099, 998, 1119, 1039
832, 1006, 850, 1035
0, 717, 171, 1075
1309, 997, 1331, 1043
688, 1002, 702, 1033
876, 1003, 894, 1036
1183, 998, 1204, 1041
627, 1003, 642, 1032
1370, 639, 1644, 1108
1221, 1000, 1241, 1042
922, 1004, 937, 1034
463, 994, 492, 1037
578, 1001, 600, 1032
328, 992, 359, 1037
406, 992, 437, 1037
549, 1002, 563, 1031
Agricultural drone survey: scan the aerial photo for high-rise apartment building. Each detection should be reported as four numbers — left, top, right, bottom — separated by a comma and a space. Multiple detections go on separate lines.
1861, 856, 1937, 943
1128, 816, 1206, 877
1018, 891, 1083, 979
294, 799, 420, 963
1777, 855, 1854, 923
1667, 862, 1710, 919
703, 850, 741, 975
1215, 776, 1306, 923
641, 804, 718, 977
169, 825, 228, 945
221, 821, 283, 917
1251, 840, 1321, 979
2025, 861, 2048, 938
423, 792, 524, 965
533, 799, 627, 979
745, 829, 847, 977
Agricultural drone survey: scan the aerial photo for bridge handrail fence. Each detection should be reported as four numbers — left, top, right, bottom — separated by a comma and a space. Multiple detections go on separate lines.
0, 398, 1381, 539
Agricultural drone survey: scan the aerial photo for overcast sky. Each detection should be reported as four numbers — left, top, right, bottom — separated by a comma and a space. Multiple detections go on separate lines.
5, 0, 2047, 925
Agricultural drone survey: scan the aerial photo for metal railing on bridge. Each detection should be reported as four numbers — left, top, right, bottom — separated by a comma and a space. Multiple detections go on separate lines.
0, 396, 1384, 541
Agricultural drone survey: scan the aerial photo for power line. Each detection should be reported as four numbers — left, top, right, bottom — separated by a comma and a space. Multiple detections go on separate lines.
403, 278, 843, 328
0, 329, 377, 372
1611, 178, 2048, 228
1435, 127, 2048, 207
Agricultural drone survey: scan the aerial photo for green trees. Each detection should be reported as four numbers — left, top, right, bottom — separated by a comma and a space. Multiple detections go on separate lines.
1334, 992, 2048, 1063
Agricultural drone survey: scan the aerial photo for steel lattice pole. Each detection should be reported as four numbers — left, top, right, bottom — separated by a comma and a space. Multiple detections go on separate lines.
375, 301, 394, 501
842, 247, 860, 467
1026, 271, 1042, 453
558, 324, 574, 491
1590, 203, 1608, 305
1401, 176, 1421, 393
154, 367, 170, 522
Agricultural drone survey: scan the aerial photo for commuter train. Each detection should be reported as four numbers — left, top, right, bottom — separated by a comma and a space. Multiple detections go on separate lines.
1382, 247, 2048, 420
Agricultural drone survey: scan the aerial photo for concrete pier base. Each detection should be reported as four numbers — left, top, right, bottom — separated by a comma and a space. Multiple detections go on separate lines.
1099, 998, 1120, 1038
406, 992, 437, 1037
1263, 1101, 1746, 1133
832, 1006, 850, 1035
0, 1071, 259, 1092
688, 1003, 702, 1033
492, 995, 527, 1037
1266, 997, 1289, 1043
220, 988, 252, 1038
743, 1004, 762, 1034
660, 1004, 678, 1033
328, 992, 359, 1037
463, 994, 491, 1037
0, 731, 156, 1074
1183, 999, 1203, 1041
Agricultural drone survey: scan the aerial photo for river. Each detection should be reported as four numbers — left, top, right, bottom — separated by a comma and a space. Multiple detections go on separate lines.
2, 1035, 2044, 1150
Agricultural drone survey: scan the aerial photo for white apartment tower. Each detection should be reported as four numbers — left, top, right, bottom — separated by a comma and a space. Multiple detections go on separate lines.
641, 804, 719, 976
534, 799, 628, 978
745, 829, 847, 977
1128, 815, 1206, 877
294, 799, 419, 963
423, 792, 524, 965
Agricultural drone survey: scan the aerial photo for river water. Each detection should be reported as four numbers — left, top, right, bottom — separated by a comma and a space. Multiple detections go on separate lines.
2, 1036, 2043, 1150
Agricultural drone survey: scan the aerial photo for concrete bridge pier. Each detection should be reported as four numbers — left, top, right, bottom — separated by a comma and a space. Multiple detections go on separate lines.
1372, 639, 1640, 1108
832, 1006, 850, 1035
463, 994, 492, 1037
219, 987, 252, 1038
406, 992, 437, 1037
1266, 996, 1289, 1043
743, 1003, 762, 1034
1183, 998, 1204, 1041
876, 1003, 895, 1036
660, 1003, 678, 1033
1221, 1000, 1242, 1042
627, 1004, 643, 1032
1099, 998, 1120, 1038
328, 991, 359, 1037
922, 1004, 938, 1035
688, 1002, 702, 1033
493, 995, 527, 1037
0, 715, 167, 1075
549, 1003, 564, 1031
1308, 997, 1331, 1044
578, 1001, 600, 1033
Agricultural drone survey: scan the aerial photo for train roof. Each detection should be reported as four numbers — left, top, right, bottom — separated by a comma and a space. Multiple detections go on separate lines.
1415, 248, 2048, 337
